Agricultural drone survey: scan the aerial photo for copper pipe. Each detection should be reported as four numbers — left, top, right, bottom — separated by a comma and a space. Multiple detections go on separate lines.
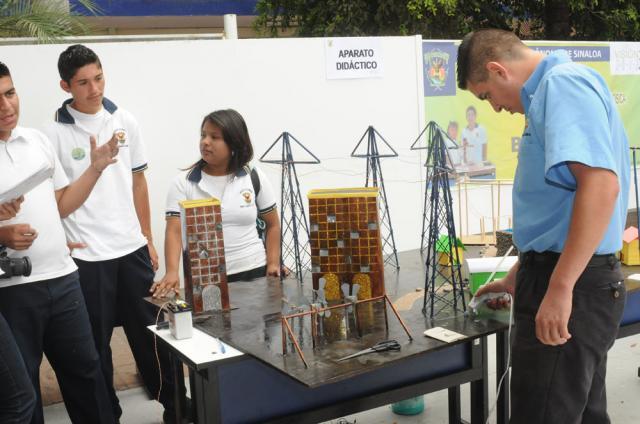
281, 317, 287, 353
385, 294, 413, 340
282, 317, 309, 368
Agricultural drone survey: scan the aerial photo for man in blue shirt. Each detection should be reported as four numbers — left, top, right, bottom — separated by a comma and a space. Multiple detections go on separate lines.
458, 29, 629, 423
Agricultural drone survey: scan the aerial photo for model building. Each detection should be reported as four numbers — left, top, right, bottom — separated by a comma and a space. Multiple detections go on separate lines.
308, 187, 384, 301
180, 198, 229, 313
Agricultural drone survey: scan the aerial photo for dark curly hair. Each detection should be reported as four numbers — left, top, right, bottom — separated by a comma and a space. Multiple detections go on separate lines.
58, 44, 102, 83
0, 62, 10, 78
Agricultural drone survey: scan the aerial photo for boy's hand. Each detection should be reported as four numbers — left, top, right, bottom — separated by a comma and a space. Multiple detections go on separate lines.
0, 196, 24, 220
0, 224, 38, 250
90, 134, 119, 173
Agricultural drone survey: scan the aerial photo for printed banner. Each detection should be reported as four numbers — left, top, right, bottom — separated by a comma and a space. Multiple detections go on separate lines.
423, 40, 640, 180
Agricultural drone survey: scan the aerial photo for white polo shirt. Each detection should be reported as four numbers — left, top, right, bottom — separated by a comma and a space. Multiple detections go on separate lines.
461, 124, 487, 165
0, 127, 77, 288
43, 98, 148, 261
165, 163, 277, 275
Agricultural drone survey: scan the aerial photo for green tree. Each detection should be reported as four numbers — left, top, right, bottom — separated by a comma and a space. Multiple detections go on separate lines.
254, 0, 640, 41
0, 0, 100, 42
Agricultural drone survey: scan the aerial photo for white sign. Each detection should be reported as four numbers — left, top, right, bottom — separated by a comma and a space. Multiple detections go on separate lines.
325, 37, 384, 80
610, 42, 640, 75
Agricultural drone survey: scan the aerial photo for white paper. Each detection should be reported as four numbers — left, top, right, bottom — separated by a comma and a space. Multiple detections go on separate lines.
0, 164, 53, 203
325, 37, 384, 80
423, 326, 467, 343
627, 273, 640, 281
610, 42, 640, 75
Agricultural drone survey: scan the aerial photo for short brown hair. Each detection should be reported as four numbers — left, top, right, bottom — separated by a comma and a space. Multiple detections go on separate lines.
457, 29, 525, 90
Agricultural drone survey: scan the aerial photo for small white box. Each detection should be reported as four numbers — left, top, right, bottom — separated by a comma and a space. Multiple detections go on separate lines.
168, 301, 193, 340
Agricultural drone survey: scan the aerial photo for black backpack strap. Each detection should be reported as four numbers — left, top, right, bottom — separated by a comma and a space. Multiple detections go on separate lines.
250, 166, 261, 199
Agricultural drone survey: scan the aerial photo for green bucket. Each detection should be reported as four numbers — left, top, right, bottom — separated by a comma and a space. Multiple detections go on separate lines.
391, 396, 425, 415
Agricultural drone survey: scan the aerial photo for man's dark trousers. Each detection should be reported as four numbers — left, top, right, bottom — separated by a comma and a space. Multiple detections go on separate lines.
74, 245, 178, 419
510, 252, 626, 424
0, 311, 36, 423
0, 272, 115, 424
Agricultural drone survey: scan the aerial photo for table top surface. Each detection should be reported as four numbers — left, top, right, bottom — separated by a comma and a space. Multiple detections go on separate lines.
146, 248, 640, 387
190, 249, 507, 387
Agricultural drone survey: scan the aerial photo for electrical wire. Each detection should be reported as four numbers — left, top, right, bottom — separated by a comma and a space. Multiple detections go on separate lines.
153, 300, 171, 418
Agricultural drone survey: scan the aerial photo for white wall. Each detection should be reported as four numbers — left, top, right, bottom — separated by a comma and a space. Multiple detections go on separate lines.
1, 35, 429, 272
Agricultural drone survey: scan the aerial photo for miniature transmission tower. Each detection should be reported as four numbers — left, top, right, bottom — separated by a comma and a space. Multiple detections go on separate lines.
260, 132, 320, 283
410, 121, 466, 318
351, 126, 400, 270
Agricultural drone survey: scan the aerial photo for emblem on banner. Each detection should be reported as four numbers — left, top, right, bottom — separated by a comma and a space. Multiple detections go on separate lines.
424, 49, 450, 91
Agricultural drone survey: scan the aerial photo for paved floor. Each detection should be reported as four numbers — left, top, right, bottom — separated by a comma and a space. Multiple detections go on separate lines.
43, 332, 640, 424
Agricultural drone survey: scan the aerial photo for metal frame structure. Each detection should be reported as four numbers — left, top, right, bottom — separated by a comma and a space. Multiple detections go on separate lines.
411, 121, 466, 318
260, 132, 320, 283
351, 126, 400, 270
280, 294, 413, 367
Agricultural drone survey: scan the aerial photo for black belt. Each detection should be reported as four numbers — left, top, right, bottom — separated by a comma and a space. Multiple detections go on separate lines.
518, 251, 618, 268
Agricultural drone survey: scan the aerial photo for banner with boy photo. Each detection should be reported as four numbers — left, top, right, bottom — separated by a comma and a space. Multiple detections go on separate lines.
423, 40, 640, 179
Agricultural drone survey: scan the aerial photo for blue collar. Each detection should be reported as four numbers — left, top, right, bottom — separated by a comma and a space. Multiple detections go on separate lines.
54, 97, 118, 124
521, 50, 571, 115
186, 160, 249, 183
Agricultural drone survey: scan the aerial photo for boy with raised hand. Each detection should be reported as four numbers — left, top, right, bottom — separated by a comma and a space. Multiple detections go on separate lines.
0, 60, 117, 424
44, 44, 179, 423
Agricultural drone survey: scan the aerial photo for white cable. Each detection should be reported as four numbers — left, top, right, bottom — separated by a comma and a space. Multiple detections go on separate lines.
483, 245, 515, 423
486, 293, 513, 424
484, 245, 515, 286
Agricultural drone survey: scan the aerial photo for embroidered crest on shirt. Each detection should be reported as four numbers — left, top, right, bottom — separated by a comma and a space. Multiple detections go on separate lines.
114, 128, 128, 147
241, 190, 253, 204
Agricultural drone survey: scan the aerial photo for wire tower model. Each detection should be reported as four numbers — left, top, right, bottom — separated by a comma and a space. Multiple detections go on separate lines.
351, 126, 400, 270
410, 121, 466, 318
260, 132, 320, 283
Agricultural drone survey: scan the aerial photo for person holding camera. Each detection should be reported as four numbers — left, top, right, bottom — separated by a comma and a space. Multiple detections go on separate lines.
0, 62, 117, 424
0, 196, 35, 424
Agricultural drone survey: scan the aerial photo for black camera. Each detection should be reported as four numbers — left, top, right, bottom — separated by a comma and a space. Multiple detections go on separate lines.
0, 247, 31, 279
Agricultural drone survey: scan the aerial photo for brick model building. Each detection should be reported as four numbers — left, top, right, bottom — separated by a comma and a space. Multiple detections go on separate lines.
180, 198, 229, 313
308, 187, 384, 301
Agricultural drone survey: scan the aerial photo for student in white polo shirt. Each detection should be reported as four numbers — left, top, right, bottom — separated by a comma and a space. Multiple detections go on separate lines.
43, 45, 179, 423
0, 61, 117, 424
152, 109, 282, 298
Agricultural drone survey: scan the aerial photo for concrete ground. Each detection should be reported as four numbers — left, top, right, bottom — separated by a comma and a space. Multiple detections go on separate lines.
43, 332, 640, 424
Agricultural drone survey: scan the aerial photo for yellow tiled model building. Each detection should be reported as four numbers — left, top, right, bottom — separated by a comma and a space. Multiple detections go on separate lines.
621, 226, 640, 265
308, 188, 384, 300
180, 198, 229, 313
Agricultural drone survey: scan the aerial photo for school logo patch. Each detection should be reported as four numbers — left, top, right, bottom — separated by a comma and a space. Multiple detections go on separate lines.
71, 147, 85, 160
241, 190, 253, 204
114, 128, 128, 146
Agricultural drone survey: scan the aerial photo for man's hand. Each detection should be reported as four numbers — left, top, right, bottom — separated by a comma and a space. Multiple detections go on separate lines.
90, 134, 119, 173
535, 284, 573, 346
67, 241, 87, 253
147, 241, 159, 272
266, 263, 281, 277
150, 272, 180, 298
0, 224, 37, 250
0, 196, 24, 220
474, 278, 515, 309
